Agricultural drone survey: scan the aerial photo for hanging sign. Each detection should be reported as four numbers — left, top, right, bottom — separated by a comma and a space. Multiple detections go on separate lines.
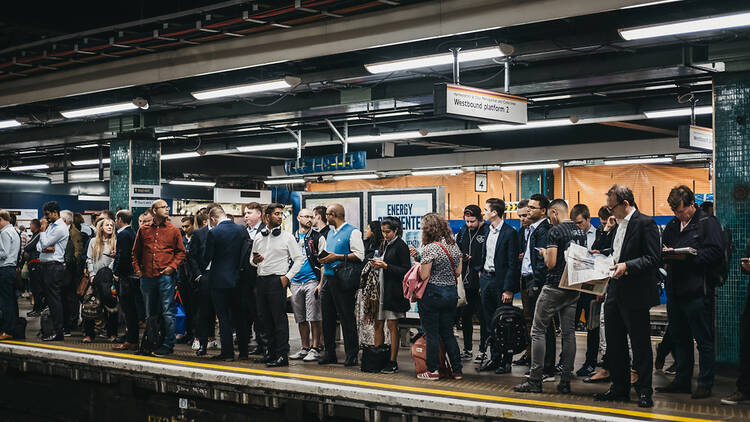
434, 83, 527, 124
678, 125, 713, 151
130, 184, 161, 198
475, 173, 488, 192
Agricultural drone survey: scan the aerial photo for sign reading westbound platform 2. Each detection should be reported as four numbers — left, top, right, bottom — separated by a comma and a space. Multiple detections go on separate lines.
434, 83, 527, 124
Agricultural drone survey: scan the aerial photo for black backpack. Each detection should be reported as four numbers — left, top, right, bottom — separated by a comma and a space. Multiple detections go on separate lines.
39, 309, 55, 339
138, 315, 165, 355
701, 216, 733, 288
490, 305, 528, 356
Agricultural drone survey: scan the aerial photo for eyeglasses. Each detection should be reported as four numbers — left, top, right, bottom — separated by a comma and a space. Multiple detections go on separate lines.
606, 201, 624, 213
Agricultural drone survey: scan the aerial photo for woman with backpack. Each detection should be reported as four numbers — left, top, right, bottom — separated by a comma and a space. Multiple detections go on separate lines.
414, 213, 463, 380
82, 218, 117, 343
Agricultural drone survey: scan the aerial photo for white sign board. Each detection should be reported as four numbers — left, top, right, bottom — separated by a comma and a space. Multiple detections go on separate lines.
130, 199, 155, 208
130, 184, 161, 198
678, 125, 713, 151
435, 83, 527, 124
7, 209, 38, 221
475, 172, 488, 192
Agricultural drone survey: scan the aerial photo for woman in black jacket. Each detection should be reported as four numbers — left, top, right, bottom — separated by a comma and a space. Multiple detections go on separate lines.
370, 216, 411, 373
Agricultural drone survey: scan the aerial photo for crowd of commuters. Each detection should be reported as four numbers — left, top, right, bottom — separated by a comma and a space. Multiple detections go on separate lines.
0, 182, 749, 408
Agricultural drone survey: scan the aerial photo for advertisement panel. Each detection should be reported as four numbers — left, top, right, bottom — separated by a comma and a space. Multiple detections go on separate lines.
368, 190, 436, 249
302, 192, 363, 230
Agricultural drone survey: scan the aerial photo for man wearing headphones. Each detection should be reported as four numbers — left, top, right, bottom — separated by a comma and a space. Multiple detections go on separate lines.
250, 203, 304, 367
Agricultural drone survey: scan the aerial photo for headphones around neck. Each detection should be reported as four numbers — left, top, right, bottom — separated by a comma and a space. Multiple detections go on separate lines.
261, 227, 282, 237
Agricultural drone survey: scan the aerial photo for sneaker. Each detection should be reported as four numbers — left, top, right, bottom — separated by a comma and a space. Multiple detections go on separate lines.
555, 362, 564, 374
453, 371, 463, 380
26, 310, 40, 318
416, 370, 440, 381
63, 329, 71, 337
381, 361, 399, 374
207, 339, 220, 350
664, 363, 677, 376
191, 338, 201, 351
721, 391, 749, 405
542, 372, 556, 383
152, 346, 173, 357
514, 380, 542, 393
290, 348, 310, 360
460, 350, 473, 361
513, 354, 530, 366
303, 348, 321, 362
474, 352, 487, 363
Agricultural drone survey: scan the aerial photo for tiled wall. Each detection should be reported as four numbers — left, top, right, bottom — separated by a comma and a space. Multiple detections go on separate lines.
714, 72, 750, 363
108, 137, 160, 231
109, 140, 130, 211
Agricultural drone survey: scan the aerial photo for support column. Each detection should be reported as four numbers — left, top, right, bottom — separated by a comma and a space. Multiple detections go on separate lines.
713, 72, 750, 364
109, 129, 160, 230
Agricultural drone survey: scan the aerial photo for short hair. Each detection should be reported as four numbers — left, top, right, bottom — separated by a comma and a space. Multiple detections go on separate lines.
264, 203, 284, 216
517, 199, 529, 210
485, 198, 506, 215
549, 199, 568, 214
30, 219, 41, 229
529, 194, 550, 212
209, 206, 227, 219
243, 202, 262, 214
313, 205, 328, 224
597, 206, 612, 221
700, 201, 714, 212
181, 216, 194, 224
116, 209, 132, 225
380, 216, 403, 237
60, 210, 73, 224
205, 202, 223, 213
0, 209, 10, 223
43, 201, 61, 214
73, 213, 85, 226
667, 185, 695, 210
196, 211, 208, 227
570, 203, 590, 220
607, 184, 636, 208
9, 214, 16, 226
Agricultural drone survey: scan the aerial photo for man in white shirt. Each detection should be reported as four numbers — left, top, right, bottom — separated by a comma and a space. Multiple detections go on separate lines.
0, 209, 21, 339
37, 201, 70, 341
250, 203, 304, 367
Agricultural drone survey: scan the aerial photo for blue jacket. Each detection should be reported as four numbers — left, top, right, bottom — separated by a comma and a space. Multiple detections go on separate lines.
204, 220, 246, 289
479, 221, 521, 293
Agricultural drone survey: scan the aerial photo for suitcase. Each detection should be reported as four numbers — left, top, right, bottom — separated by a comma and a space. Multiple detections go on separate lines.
410, 332, 452, 379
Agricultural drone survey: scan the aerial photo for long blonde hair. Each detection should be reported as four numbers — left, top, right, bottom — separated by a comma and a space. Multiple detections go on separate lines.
92, 218, 117, 261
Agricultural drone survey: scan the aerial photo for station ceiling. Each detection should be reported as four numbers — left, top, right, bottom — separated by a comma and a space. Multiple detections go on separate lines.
0, 0, 747, 186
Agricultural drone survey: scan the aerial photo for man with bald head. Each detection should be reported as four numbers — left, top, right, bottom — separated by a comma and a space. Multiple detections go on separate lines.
317, 203, 365, 366
132, 199, 186, 356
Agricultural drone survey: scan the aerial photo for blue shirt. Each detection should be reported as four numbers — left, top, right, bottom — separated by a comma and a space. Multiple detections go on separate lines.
38, 218, 69, 263
292, 231, 318, 284
0, 225, 20, 267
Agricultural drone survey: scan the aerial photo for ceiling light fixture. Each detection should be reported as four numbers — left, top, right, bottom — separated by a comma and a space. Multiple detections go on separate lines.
331, 173, 379, 181
0, 119, 22, 129
60, 102, 140, 118
374, 111, 412, 118
347, 130, 425, 144
621, 0, 681, 9
619, 10, 750, 40
264, 178, 306, 185
500, 163, 560, 171
411, 168, 463, 176
604, 157, 674, 165
365, 46, 506, 74
161, 152, 200, 160
236, 142, 298, 152
76, 143, 106, 149
643, 106, 712, 118
0, 177, 49, 185
531, 95, 572, 102
643, 83, 678, 90
168, 180, 216, 187
191, 76, 300, 100
72, 158, 111, 166
479, 114, 648, 132
70, 172, 101, 180
78, 195, 110, 202
9, 164, 49, 172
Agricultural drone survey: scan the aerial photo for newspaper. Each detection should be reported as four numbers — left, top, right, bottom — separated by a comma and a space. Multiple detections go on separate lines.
564, 243, 615, 286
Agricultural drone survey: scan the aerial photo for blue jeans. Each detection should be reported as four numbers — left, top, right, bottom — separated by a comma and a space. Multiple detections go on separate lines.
141, 274, 176, 350
668, 294, 715, 389
418, 283, 462, 374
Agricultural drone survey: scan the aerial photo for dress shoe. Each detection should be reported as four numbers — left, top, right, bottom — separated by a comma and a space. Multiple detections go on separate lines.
514, 380, 542, 393
42, 333, 64, 342
557, 381, 571, 394
638, 392, 654, 408
513, 354, 530, 366
344, 356, 358, 367
210, 354, 234, 362
476, 359, 500, 372
237, 355, 249, 361
248, 346, 266, 355
254, 354, 274, 364
494, 363, 512, 374
0, 333, 14, 340
655, 383, 691, 394
266, 356, 289, 367
593, 389, 630, 402
576, 364, 597, 377
691, 386, 712, 399
318, 353, 338, 365
112, 342, 138, 351
196, 346, 208, 356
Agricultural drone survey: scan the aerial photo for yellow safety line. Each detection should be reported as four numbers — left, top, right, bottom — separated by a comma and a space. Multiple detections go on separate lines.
2, 340, 721, 422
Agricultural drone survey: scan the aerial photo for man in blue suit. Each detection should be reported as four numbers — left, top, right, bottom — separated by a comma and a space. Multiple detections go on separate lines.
204, 205, 247, 361
477, 198, 520, 374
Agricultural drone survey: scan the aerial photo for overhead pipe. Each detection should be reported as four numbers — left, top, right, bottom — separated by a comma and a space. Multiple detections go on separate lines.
450, 48, 461, 85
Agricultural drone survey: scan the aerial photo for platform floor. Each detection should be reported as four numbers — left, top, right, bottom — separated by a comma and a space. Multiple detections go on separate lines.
1, 299, 746, 422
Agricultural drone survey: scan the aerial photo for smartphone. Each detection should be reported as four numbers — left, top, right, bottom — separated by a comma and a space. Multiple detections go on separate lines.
534, 247, 544, 252
318, 250, 330, 259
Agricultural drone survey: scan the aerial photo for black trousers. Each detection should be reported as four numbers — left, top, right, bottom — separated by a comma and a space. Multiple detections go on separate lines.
196, 287, 216, 345
605, 300, 653, 395
233, 279, 251, 355
321, 274, 358, 361
738, 290, 750, 395
62, 265, 80, 331
29, 263, 46, 312
42, 262, 65, 335
211, 285, 250, 357
119, 276, 141, 344
255, 275, 289, 358
580, 293, 600, 366
461, 278, 486, 352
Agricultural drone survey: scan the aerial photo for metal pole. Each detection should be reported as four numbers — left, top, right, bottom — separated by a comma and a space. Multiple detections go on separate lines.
343, 121, 349, 154
560, 161, 565, 200
690, 99, 696, 126
504, 59, 510, 93
450, 48, 461, 85
63, 146, 69, 184
98, 143, 104, 181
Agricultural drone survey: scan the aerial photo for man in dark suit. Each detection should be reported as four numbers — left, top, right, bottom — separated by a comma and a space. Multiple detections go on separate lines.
476, 198, 520, 374
241, 202, 267, 356
594, 185, 660, 408
204, 206, 247, 361
190, 209, 214, 356
112, 210, 138, 351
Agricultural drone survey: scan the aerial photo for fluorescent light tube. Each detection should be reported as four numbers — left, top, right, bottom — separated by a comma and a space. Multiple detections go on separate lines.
621, 0, 680, 9
604, 157, 673, 165
191, 77, 299, 100
76, 143, 103, 149
643, 84, 678, 90
365, 46, 505, 74
332, 174, 379, 181
0, 178, 49, 185
531, 95, 572, 102
500, 163, 560, 171
70, 172, 101, 180
72, 158, 111, 166
9, 164, 49, 172
0, 119, 22, 129
78, 195, 109, 202
168, 180, 216, 187
374, 111, 412, 118
691, 80, 712, 86
60, 102, 139, 118
411, 169, 463, 176
236, 142, 298, 152
347, 131, 425, 144
479, 119, 572, 132
644, 106, 712, 118
619, 11, 750, 40
161, 152, 200, 160
264, 178, 306, 185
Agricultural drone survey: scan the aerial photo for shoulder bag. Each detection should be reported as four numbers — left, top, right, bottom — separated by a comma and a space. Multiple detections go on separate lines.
436, 242, 467, 307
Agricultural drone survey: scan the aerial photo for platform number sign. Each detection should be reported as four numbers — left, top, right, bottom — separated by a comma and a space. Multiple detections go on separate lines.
475, 173, 488, 192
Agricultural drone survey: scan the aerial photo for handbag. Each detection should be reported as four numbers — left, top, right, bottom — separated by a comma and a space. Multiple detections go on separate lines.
436, 243, 467, 307
76, 271, 91, 298
333, 255, 365, 291
360, 344, 390, 373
